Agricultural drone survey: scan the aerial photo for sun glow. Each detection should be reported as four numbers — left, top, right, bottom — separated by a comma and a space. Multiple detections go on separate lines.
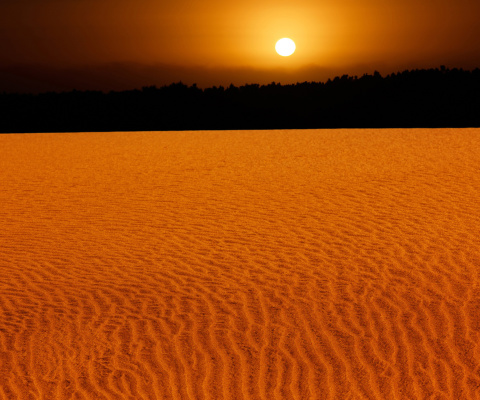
275, 38, 296, 57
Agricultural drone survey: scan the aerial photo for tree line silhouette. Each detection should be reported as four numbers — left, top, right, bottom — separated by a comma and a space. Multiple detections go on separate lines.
1, 66, 479, 133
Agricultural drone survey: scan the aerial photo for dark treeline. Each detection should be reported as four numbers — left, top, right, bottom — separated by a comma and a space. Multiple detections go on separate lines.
1, 66, 480, 133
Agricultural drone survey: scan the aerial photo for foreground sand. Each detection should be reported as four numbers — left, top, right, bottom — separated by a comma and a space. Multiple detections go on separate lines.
1, 129, 479, 399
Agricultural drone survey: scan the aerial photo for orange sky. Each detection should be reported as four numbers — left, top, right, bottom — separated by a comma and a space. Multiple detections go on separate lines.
1, 0, 479, 92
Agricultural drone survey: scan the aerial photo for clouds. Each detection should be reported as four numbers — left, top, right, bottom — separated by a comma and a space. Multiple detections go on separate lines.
0, 62, 364, 93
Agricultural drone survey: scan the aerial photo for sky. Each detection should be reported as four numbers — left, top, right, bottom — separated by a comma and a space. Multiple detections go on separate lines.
1, 0, 480, 93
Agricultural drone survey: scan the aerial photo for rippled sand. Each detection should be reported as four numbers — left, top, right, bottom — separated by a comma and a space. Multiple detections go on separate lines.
1, 129, 480, 399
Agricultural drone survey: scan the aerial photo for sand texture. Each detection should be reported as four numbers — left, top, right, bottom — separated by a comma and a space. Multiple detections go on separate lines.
1, 128, 480, 399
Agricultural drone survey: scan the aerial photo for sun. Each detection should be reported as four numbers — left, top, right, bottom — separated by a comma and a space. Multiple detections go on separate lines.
275, 38, 296, 57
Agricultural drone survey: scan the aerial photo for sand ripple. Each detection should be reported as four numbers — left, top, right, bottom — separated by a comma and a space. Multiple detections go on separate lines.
1, 129, 480, 399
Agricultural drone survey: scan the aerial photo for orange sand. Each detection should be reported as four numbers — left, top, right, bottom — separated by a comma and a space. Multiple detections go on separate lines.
1, 129, 480, 399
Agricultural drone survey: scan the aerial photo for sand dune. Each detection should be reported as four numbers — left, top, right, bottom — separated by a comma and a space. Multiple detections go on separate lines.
1, 129, 480, 399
